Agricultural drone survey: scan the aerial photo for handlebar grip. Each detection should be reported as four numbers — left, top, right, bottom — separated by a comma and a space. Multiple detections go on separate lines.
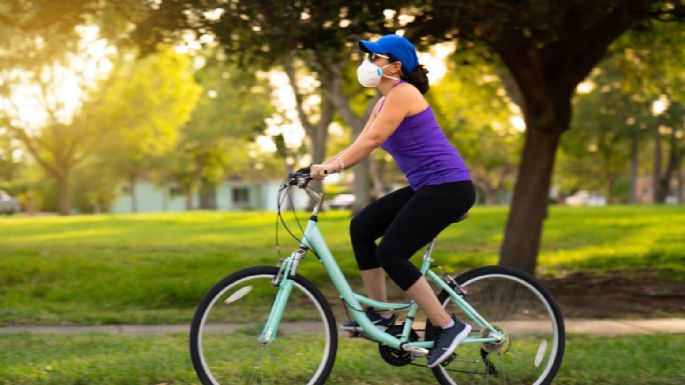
295, 166, 311, 175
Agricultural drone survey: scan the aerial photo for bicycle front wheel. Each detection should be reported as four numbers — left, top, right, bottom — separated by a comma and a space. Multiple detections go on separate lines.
430, 265, 565, 385
190, 266, 337, 385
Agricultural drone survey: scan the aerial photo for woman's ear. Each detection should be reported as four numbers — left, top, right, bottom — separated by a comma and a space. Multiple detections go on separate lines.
392, 61, 402, 76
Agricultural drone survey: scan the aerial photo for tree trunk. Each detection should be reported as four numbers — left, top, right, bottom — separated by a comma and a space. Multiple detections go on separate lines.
653, 123, 665, 203
199, 178, 217, 210
56, 172, 71, 216
629, 133, 638, 204
185, 190, 194, 210
369, 157, 388, 199
283, 58, 334, 206
657, 131, 683, 203
678, 165, 684, 204
606, 177, 615, 204
162, 185, 168, 211
482, 184, 498, 205
308, 114, 330, 202
193, 152, 208, 207
352, 157, 370, 214
500, 128, 562, 275
129, 174, 138, 213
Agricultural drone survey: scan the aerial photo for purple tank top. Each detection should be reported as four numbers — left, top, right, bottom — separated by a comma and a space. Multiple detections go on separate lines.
378, 81, 471, 191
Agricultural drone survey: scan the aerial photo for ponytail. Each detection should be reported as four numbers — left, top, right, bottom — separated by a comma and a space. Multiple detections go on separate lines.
401, 64, 429, 94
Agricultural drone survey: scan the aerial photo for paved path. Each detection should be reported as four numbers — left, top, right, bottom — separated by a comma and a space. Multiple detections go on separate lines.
1, 318, 684, 336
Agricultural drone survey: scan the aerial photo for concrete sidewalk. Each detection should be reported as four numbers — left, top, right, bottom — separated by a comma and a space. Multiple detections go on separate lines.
1, 318, 684, 336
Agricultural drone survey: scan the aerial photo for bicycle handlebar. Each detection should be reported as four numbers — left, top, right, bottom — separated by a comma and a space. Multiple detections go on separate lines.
286, 166, 314, 189
282, 166, 326, 213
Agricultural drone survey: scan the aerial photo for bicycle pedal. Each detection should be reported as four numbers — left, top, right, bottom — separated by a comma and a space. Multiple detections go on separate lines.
440, 353, 457, 367
347, 330, 364, 338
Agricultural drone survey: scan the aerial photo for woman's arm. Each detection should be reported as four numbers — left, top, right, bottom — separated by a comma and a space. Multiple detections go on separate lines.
319, 97, 385, 166
311, 91, 408, 179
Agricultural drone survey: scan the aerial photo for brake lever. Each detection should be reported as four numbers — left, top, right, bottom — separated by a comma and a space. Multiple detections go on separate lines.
292, 166, 313, 188
297, 174, 312, 188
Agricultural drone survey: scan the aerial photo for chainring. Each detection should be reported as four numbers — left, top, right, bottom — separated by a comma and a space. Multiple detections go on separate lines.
378, 325, 420, 367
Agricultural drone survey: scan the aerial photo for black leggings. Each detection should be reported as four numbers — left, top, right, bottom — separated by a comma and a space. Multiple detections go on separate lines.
350, 180, 476, 291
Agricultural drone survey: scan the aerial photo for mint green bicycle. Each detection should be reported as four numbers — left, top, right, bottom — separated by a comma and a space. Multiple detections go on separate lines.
189, 168, 565, 385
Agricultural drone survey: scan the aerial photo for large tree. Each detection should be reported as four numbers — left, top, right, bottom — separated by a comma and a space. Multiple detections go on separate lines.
0, 32, 120, 215
94, 47, 201, 212
171, 52, 272, 209
133, 0, 397, 211
0, 127, 21, 183
0, 0, 150, 214
405, 0, 685, 274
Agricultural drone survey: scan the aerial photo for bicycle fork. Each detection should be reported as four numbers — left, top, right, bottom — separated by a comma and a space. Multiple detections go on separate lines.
259, 248, 306, 344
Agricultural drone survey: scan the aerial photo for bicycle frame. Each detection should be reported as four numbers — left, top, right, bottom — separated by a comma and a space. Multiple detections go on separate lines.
260, 185, 505, 355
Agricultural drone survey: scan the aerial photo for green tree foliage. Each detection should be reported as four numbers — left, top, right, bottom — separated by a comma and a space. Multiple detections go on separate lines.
0, 128, 21, 183
167, 53, 273, 209
133, 0, 400, 207
91, 46, 202, 212
614, 21, 685, 203
557, 21, 685, 204
558, 60, 655, 203
560, 81, 648, 202
0, 0, 153, 214
0, 1, 89, 69
405, 0, 685, 274
430, 54, 522, 204
0, 0, 139, 70
0, 31, 120, 215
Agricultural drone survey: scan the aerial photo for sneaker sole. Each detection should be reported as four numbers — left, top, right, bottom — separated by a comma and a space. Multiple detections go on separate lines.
427, 324, 472, 368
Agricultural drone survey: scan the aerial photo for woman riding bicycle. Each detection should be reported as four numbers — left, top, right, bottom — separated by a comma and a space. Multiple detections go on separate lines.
310, 33, 476, 368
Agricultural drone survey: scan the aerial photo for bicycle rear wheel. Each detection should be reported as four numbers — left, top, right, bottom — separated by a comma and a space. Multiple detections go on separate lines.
430, 265, 565, 385
190, 266, 337, 385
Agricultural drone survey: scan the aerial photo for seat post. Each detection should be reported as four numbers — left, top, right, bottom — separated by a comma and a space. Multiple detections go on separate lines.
422, 239, 437, 262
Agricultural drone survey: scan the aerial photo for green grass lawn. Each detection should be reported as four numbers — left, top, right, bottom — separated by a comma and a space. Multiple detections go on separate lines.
1, 333, 683, 385
1, 206, 684, 325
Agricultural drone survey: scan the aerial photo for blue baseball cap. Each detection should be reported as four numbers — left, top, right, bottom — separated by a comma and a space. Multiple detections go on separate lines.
358, 34, 419, 73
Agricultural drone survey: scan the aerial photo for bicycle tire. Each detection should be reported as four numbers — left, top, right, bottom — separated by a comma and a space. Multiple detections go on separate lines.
190, 266, 337, 385
428, 265, 565, 385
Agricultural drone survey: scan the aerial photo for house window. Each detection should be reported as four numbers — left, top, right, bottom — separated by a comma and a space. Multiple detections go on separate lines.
169, 186, 182, 197
232, 187, 250, 207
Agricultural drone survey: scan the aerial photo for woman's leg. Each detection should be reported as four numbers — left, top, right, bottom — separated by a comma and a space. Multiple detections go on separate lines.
375, 181, 476, 326
359, 268, 387, 313
406, 276, 452, 326
349, 186, 414, 312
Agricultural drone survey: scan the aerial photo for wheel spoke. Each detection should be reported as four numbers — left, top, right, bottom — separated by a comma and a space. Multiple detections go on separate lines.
190, 267, 337, 385
430, 266, 564, 385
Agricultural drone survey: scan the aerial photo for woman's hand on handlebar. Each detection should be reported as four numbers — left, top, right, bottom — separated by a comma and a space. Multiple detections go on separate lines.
310, 164, 332, 181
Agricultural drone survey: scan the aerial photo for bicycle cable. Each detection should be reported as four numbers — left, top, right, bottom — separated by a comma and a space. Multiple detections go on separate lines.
274, 172, 413, 320
274, 173, 322, 261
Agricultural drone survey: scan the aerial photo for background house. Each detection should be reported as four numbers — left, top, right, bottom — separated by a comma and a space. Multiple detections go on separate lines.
111, 179, 311, 213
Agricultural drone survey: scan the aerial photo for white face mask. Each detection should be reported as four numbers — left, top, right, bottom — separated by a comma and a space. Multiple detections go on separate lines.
356, 60, 399, 88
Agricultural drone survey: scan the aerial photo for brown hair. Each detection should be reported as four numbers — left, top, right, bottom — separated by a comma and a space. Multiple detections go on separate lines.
400, 64, 429, 94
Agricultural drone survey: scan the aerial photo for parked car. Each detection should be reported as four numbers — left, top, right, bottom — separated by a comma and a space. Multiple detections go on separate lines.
327, 193, 355, 210
564, 190, 607, 206
0, 190, 20, 214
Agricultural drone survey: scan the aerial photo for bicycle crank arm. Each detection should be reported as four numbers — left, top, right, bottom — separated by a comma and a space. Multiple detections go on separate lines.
402, 343, 429, 357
